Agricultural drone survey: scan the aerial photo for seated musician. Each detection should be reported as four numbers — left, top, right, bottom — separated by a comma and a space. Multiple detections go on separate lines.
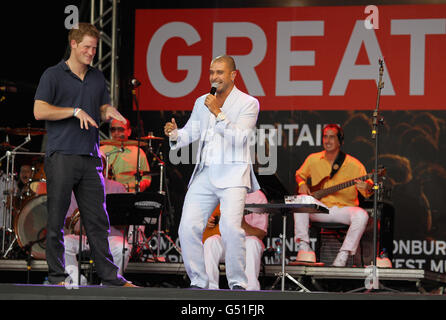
203, 189, 268, 290
99, 118, 151, 192
63, 152, 132, 285
293, 124, 373, 267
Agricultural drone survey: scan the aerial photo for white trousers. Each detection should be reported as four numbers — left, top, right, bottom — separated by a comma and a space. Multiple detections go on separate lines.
178, 167, 248, 289
294, 206, 369, 255
64, 234, 131, 285
204, 235, 264, 290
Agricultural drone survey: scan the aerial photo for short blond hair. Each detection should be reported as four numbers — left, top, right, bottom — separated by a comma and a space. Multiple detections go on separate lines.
68, 22, 100, 44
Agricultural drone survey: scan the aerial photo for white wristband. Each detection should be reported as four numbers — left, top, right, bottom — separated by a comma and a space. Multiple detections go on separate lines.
73, 107, 81, 117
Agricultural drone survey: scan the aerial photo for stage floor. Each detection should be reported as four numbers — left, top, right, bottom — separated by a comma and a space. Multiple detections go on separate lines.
0, 282, 444, 301
1, 259, 445, 297
0, 260, 445, 320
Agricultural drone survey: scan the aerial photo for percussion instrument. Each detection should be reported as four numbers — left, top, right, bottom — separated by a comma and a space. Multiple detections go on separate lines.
3, 127, 47, 136
13, 195, 48, 260
138, 134, 164, 141
119, 170, 159, 177
100, 139, 148, 147
28, 160, 47, 195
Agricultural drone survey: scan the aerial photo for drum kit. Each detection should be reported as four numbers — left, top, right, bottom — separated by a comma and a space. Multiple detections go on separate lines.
99, 132, 164, 191
0, 125, 178, 263
99, 132, 181, 261
0, 126, 47, 260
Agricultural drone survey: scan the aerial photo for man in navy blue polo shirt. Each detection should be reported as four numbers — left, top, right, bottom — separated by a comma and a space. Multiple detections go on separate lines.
34, 22, 135, 287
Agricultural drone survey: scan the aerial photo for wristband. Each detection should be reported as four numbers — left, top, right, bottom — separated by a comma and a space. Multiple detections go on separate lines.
73, 107, 81, 117
298, 181, 306, 187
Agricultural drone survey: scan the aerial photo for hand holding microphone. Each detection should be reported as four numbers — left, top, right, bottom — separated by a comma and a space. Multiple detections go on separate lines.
209, 82, 218, 95
205, 82, 221, 116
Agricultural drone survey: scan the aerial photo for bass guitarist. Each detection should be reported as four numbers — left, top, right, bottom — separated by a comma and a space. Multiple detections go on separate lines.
293, 124, 374, 267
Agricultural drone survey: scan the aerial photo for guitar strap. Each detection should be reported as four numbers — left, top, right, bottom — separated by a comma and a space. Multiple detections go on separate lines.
329, 151, 346, 178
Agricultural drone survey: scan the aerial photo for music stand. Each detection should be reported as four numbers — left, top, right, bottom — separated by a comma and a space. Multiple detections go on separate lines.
106, 192, 164, 272
254, 173, 291, 266
245, 203, 328, 292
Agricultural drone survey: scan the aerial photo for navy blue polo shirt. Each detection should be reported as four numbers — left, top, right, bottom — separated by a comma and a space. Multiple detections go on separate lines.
34, 60, 110, 157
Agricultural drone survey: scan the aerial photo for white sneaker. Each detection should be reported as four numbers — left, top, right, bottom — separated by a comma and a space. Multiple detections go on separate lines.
332, 250, 349, 267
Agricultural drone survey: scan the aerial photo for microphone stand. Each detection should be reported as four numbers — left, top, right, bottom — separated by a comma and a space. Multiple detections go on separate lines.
105, 148, 124, 180
131, 82, 143, 193
370, 58, 384, 290
349, 59, 397, 293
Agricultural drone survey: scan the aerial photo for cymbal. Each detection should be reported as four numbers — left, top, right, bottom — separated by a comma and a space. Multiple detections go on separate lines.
3, 127, 47, 136
100, 139, 148, 147
138, 135, 164, 141
119, 170, 159, 177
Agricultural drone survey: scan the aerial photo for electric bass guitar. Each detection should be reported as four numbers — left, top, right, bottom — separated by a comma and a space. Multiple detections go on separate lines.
309, 168, 385, 200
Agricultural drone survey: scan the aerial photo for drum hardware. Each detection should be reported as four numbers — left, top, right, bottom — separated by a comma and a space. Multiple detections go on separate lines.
104, 147, 124, 182
1, 138, 31, 253
0, 142, 29, 152
138, 228, 181, 262
23, 235, 46, 284
134, 134, 180, 262
2, 235, 17, 259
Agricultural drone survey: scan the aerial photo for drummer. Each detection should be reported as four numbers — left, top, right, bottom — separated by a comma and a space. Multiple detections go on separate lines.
0, 163, 33, 228
5, 163, 35, 215
100, 118, 151, 192
17, 163, 33, 198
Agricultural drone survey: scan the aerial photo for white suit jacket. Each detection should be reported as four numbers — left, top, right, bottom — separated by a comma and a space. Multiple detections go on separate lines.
170, 86, 260, 193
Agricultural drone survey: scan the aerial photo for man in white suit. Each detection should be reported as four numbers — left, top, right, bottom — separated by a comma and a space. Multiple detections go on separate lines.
164, 55, 260, 290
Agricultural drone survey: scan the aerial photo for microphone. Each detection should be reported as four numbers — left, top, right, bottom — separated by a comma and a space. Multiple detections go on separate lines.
130, 78, 141, 88
210, 82, 219, 95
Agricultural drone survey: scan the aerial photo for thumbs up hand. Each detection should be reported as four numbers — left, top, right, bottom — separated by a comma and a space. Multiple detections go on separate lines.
164, 118, 178, 137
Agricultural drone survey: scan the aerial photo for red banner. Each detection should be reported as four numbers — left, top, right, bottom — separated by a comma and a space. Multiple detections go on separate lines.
134, 5, 446, 111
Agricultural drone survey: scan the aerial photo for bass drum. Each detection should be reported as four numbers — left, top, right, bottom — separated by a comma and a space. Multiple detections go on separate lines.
14, 195, 48, 260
